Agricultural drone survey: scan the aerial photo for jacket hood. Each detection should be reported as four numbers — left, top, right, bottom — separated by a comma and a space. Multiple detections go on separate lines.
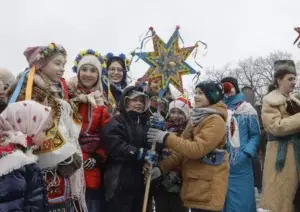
119, 86, 150, 114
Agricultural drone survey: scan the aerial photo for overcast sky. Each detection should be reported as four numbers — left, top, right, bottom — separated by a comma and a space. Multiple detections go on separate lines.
1, 0, 300, 83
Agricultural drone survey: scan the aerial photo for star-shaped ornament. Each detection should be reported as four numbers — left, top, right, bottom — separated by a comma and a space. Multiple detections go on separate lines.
135, 26, 202, 93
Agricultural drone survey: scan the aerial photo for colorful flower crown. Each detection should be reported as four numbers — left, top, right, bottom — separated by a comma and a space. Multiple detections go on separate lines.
104, 52, 132, 70
39, 43, 67, 60
72, 49, 106, 73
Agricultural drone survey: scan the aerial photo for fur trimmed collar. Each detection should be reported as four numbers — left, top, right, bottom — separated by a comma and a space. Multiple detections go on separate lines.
0, 149, 37, 177
263, 90, 287, 106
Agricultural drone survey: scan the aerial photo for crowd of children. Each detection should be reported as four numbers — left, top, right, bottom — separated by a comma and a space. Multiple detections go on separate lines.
0, 42, 299, 212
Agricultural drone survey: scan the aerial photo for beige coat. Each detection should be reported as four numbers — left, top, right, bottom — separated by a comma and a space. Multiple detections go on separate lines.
260, 90, 300, 212
159, 102, 229, 211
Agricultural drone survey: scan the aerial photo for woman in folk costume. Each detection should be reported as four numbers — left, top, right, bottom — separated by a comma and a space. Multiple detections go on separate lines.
68, 49, 110, 212
153, 97, 191, 212
147, 81, 230, 212
8, 43, 87, 212
102, 53, 129, 116
258, 60, 300, 212
0, 100, 52, 212
220, 77, 260, 212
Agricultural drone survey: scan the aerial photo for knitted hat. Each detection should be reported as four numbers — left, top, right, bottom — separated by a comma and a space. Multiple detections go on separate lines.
77, 55, 102, 74
77, 55, 102, 90
72, 49, 106, 92
196, 81, 223, 105
23, 43, 67, 70
274, 60, 297, 79
169, 97, 192, 120
0, 68, 15, 87
221, 77, 240, 94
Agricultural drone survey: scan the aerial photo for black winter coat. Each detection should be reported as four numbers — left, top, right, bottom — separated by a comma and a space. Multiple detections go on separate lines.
101, 86, 150, 201
0, 163, 47, 212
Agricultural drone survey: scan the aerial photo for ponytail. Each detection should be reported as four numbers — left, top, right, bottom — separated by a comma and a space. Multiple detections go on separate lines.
267, 82, 277, 93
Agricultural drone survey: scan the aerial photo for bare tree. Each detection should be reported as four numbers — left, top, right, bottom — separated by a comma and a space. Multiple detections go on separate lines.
205, 63, 237, 82
205, 51, 300, 104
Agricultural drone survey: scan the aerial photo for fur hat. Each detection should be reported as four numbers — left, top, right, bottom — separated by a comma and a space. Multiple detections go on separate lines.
196, 81, 224, 105
169, 97, 192, 120
274, 60, 297, 79
0, 68, 15, 87
221, 77, 240, 94
23, 43, 67, 70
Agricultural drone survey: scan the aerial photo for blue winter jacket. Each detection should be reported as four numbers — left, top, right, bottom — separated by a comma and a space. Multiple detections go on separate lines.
222, 93, 260, 212
0, 163, 47, 212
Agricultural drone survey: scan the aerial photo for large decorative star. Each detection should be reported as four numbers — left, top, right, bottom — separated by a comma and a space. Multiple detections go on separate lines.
135, 26, 198, 93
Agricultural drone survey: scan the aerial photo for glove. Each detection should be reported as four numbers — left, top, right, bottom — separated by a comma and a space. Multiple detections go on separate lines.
149, 113, 165, 130
150, 167, 162, 180
143, 165, 162, 181
57, 153, 82, 177
83, 157, 97, 170
147, 128, 169, 144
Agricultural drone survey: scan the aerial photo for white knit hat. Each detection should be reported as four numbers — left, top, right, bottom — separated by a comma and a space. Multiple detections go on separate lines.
77, 55, 102, 74
76, 55, 103, 92
168, 97, 192, 120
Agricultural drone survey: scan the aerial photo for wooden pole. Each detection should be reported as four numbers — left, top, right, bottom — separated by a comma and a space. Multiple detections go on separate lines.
142, 141, 157, 212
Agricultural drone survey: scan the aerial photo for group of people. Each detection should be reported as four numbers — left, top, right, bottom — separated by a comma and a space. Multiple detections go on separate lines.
0, 42, 299, 212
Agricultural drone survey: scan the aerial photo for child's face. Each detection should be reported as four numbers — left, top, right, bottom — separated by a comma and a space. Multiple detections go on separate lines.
149, 80, 159, 95
169, 108, 186, 123
194, 88, 210, 108
108, 61, 124, 84
79, 64, 99, 89
41, 54, 66, 83
127, 96, 145, 113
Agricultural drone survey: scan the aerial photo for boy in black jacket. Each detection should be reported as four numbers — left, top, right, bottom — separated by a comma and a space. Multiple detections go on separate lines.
102, 86, 151, 212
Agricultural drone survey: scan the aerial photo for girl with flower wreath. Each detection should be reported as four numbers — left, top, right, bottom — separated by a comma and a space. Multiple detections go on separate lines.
8, 43, 87, 212
102, 53, 130, 116
0, 100, 52, 212
68, 49, 110, 212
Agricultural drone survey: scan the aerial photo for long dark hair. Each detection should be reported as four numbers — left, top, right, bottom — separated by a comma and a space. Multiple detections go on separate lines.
106, 56, 127, 87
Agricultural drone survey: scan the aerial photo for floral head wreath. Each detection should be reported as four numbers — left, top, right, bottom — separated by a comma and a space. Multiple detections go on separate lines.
72, 49, 106, 73
38, 43, 67, 60
104, 52, 132, 72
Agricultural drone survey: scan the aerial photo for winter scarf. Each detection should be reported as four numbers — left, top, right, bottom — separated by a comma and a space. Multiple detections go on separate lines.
190, 107, 221, 127
272, 93, 300, 172
68, 76, 106, 133
68, 76, 105, 107
268, 133, 300, 172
